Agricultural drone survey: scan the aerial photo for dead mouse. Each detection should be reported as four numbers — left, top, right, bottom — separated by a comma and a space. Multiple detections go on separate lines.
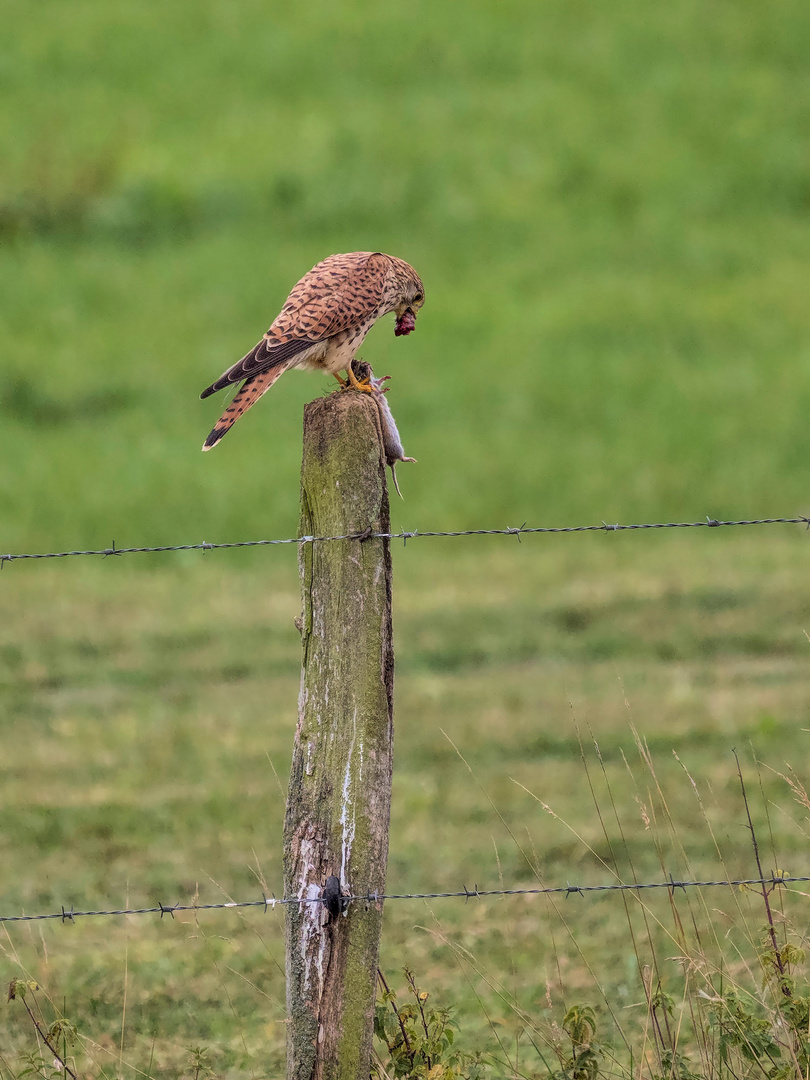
351, 361, 416, 498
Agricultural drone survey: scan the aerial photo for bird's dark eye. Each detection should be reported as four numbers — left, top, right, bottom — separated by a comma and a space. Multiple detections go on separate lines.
414, 292, 423, 304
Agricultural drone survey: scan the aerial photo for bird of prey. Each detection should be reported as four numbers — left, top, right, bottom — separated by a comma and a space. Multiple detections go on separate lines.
200, 251, 424, 450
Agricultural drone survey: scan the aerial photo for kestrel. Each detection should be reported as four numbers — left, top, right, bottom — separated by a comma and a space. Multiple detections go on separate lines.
200, 251, 424, 450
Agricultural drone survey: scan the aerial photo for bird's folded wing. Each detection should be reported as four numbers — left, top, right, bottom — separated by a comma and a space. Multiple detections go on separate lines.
273, 251, 388, 342
199, 337, 314, 398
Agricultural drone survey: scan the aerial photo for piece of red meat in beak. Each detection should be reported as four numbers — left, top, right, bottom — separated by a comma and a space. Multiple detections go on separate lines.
395, 309, 416, 336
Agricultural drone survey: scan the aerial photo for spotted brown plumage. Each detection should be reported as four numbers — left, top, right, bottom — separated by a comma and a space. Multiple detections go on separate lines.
200, 251, 424, 450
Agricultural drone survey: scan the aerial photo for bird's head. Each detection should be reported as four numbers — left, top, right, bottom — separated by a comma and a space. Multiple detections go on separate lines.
390, 259, 425, 336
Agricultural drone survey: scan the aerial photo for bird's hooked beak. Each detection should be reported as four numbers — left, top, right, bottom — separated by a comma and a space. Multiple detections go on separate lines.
394, 307, 416, 336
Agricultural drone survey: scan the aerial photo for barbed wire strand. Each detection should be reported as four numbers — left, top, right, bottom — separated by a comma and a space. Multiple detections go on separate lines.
2, 517, 809, 566
1, 873, 805, 925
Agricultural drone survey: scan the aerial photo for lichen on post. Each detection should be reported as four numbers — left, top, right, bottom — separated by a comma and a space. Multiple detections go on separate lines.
284, 391, 394, 1080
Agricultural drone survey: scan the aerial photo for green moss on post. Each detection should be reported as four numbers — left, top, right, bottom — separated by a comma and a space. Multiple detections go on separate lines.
284, 391, 394, 1080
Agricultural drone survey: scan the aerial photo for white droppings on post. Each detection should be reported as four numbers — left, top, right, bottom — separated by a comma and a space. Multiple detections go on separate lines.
297, 832, 328, 998
297, 836, 321, 904
339, 709, 359, 888
313, 892, 330, 998
298, 880, 327, 998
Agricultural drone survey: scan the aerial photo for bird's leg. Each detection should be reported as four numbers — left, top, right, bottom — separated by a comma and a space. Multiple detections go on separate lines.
346, 362, 375, 394
333, 373, 349, 389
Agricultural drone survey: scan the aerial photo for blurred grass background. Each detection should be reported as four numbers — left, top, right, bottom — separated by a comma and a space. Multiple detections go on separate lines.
4, 0, 810, 543
3, 0, 810, 1075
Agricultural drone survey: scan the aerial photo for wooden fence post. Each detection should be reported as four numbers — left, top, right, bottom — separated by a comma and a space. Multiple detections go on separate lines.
284, 391, 394, 1080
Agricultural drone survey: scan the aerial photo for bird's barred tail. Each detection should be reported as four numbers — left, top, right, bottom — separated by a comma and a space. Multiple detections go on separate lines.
202, 364, 290, 450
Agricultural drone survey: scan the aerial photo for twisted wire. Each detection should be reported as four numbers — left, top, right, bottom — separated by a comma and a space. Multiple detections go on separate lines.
1, 873, 804, 924
2, 516, 808, 565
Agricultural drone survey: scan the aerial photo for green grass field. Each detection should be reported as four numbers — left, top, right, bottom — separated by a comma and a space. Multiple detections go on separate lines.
3, 1, 810, 1076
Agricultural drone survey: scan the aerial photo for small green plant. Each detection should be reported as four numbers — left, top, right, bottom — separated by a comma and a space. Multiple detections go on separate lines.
7, 980, 78, 1080
707, 989, 783, 1074
188, 1044, 216, 1080
550, 1004, 607, 1080
373, 968, 490, 1079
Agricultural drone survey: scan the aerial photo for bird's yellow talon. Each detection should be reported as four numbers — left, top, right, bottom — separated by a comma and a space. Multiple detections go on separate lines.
346, 365, 376, 394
